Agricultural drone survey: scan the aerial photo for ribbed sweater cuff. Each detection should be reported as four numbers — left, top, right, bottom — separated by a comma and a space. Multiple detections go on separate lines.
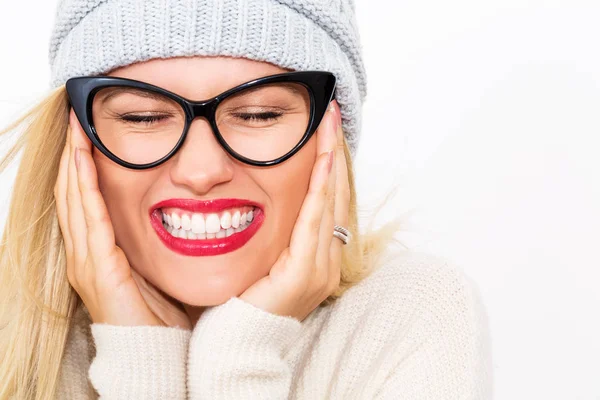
89, 324, 191, 399
188, 296, 303, 397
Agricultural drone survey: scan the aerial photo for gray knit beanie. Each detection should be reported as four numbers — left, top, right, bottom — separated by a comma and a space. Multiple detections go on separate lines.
48, 0, 367, 157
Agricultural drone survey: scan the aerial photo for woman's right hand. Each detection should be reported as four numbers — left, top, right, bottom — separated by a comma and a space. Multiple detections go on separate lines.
54, 109, 192, 330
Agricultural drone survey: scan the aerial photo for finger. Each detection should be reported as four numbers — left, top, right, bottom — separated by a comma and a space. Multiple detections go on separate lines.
66, 110, 89, 266
288, 150, 334, 276
330, 101, 349, 255
331, 101, 350, 229
69, 108, 93, 153
76, 146, 118, 265
316, 101, 337, 156
55, 130, 74, 259
315, 102, 339, 281
329, 101, 348, 288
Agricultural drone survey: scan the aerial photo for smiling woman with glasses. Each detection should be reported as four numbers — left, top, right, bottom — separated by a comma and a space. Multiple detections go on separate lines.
0, 0, 492, 398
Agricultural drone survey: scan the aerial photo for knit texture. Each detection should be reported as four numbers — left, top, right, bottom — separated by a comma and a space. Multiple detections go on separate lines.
48, 0, 367, 157
88, 324, 190, 398
56, 250, 494, 399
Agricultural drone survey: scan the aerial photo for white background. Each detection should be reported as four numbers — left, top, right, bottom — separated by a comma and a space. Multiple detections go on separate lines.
1, 1, 599, 398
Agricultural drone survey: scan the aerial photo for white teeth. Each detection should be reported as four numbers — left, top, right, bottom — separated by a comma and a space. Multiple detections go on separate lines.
173, 228, 187, 239
232, 211, 240, 228
163, 220, 251, 240
191, 214, 206, 234
171, 213, 181, 229
181, 214, 191, 231
205, 214, 221, 234
220, 211, 232, 229
161, 207, 257, 240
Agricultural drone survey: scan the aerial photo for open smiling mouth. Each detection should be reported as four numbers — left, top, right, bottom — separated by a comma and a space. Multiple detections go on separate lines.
148, 200, 265, 257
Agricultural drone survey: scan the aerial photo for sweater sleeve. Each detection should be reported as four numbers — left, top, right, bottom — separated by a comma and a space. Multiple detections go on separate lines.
187, 296, 303, 399
88, 323, 191, 399
373, 270, 494, 400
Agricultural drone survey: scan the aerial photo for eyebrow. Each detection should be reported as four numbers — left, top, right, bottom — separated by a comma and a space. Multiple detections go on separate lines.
230, 82, 304, 98
98, 87, 170, 105
98, 80, 305, 105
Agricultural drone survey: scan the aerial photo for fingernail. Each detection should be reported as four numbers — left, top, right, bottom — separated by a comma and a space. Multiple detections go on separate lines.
327, 150, 334, 173
75, 147, 80, 170
329, 102, 338, 132
333, 100, 341, 130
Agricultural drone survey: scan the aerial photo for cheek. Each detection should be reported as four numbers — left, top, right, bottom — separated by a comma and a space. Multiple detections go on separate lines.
93, 152, 153, 248
261, 143, 316, 244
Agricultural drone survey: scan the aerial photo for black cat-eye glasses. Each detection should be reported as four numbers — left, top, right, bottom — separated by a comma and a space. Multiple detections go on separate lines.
65, 71, 337, 170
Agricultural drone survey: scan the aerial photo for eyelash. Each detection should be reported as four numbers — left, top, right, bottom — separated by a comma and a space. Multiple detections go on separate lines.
233, 111, 283, 122
118, 111, 284, 124
119, 114, 170, 124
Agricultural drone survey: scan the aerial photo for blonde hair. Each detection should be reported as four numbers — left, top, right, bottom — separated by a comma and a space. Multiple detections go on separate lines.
0, 86, 406, 398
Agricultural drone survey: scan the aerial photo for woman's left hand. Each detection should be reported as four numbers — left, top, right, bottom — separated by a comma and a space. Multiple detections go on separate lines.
239, 100, 348, 322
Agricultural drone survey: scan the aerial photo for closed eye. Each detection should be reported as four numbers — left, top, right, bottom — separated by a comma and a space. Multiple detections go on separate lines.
118, 113, 174, 124
232, 111, 283, 122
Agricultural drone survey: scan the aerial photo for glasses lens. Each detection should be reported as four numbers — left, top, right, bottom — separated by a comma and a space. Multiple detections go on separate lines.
216, 82, 311, 162
91, 86, 185, 164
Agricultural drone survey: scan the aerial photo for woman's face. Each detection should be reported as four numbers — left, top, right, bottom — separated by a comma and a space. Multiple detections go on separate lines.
93, 56, 317, 310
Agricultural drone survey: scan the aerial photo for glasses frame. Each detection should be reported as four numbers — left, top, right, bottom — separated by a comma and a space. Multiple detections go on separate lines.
65, 70, 337, 170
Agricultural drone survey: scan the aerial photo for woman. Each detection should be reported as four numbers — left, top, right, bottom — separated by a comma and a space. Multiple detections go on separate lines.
0, 0, 493, 398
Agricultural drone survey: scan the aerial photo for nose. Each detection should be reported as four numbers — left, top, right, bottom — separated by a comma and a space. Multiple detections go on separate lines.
169, 118, 234, 194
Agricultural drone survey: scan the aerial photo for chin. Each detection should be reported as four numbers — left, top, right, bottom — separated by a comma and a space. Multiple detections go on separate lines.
180, 290, 239, 307
158, 268, 249, 307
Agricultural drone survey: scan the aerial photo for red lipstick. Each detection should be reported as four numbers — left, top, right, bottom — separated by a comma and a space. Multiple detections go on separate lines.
149, 198, 265, 257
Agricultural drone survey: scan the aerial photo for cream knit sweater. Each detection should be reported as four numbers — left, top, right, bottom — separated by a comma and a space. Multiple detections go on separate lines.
56, 250, 494, 399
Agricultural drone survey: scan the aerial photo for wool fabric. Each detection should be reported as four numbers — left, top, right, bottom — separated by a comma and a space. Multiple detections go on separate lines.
48, 0, 367, 157
56, 250, 494, 399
